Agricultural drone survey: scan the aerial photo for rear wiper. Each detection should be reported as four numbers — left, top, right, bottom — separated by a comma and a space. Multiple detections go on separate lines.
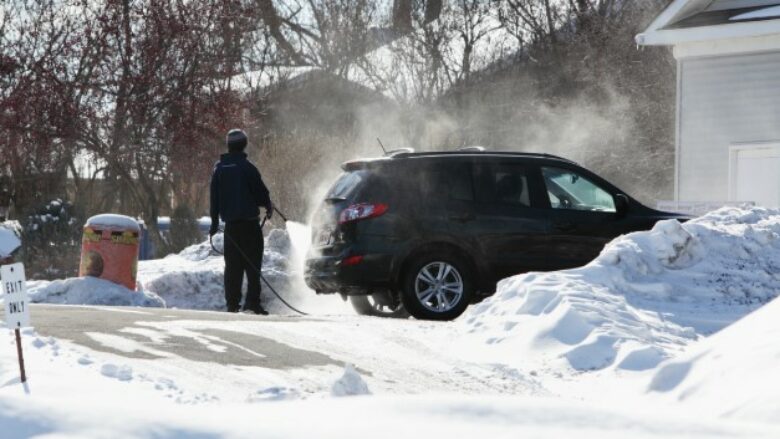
324, 197, 347, 203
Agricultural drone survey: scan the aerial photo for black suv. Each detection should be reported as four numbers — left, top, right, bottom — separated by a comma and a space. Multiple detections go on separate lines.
305, 150, 684, 320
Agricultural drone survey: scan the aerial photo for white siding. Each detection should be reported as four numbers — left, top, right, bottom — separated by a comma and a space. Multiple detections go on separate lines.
678, 50, 780, 203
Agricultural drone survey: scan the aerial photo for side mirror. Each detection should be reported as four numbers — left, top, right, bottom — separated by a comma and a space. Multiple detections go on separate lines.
615, 194, 629, 217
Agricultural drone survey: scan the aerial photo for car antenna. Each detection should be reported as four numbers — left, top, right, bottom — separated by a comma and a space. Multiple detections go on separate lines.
376, 137, 388, 155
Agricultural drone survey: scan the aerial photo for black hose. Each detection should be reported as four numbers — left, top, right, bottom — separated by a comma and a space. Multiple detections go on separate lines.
210, 214, 309, 316
273, 207, 288, 223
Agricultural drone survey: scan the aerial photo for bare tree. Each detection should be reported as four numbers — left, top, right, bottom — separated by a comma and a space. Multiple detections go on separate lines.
18, 1, 252, 248
0, 0, 98, 214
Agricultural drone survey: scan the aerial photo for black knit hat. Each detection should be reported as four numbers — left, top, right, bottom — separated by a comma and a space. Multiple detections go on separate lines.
226, 129, 248, 151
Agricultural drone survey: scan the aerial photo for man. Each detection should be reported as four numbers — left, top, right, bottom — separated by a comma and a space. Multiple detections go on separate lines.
209, 129, 273, 315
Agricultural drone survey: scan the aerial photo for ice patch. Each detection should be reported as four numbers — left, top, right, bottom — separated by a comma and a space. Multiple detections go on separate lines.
331, 364, 371, 397
248, 387, 301, 402
101, 364, 133, 381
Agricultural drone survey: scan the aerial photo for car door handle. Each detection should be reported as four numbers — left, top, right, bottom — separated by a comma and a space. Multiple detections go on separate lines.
554, 222, 577, 232
449, 213, 476, 223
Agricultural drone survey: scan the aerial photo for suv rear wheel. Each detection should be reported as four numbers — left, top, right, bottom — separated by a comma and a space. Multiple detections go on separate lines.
350, 294, 409, 318
401, 254, 474, 321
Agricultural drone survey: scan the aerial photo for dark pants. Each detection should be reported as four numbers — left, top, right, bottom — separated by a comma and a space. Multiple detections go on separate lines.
224, 219, 264, 311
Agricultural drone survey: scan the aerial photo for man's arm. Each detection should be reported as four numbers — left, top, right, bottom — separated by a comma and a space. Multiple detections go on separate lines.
248, 164, 272, 210
209, 164, 220, 235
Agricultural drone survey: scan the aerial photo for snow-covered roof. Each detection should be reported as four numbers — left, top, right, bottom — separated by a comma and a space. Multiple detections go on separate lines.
637, 0, 780, 46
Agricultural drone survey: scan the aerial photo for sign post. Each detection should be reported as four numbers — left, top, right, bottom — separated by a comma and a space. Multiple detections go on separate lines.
2, 263, 29, 383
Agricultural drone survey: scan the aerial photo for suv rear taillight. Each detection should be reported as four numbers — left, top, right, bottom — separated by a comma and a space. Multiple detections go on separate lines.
339, 203, 388, 224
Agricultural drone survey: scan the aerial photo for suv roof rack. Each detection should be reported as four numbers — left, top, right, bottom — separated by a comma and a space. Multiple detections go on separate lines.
391, 150, 575, 162
458, 146, 486, 152
384, 147, 415, 157
342, 150, 577, 171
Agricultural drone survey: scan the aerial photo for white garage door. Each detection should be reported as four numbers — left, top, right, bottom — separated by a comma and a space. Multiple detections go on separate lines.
729, 144, 780, 208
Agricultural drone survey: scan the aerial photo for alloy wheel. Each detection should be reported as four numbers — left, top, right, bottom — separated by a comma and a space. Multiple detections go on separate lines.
414, 262, 464, 313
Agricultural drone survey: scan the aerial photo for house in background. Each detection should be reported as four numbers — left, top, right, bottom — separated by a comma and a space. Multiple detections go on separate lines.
638, 0, 780, 208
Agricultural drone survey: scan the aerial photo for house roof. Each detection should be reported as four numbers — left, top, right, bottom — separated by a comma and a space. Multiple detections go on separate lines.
637, 0, 780, 46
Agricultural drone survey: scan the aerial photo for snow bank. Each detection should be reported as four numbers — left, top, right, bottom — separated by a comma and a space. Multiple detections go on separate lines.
18, 223, 343, 313
648, 296, 780, 423
26, 276, 164, 307
3, 393, 775, 439
138, 229, 295, 313
463, 207, 780, 373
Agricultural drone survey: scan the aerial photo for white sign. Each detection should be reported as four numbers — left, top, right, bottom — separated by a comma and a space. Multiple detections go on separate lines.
2, 263, 29, 329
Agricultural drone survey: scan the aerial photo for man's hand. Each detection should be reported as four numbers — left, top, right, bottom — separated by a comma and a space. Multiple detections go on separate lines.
265, 201, 274, 220
209, 223, 219, 237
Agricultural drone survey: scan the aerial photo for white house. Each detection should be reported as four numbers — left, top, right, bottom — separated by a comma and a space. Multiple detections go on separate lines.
637, 0, 780, 208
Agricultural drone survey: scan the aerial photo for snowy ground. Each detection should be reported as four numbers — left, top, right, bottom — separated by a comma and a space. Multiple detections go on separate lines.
3, 206, 780, 437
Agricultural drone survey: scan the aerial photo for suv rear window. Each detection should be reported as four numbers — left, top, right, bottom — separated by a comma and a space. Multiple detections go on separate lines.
423, 164, 475, 202
326, 171, 367, 200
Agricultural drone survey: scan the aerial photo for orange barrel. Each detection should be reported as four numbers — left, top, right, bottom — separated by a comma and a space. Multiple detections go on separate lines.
79, 214, 141, 290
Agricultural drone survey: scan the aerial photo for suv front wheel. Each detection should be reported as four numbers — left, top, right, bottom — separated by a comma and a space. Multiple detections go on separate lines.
400, 254, 474, 321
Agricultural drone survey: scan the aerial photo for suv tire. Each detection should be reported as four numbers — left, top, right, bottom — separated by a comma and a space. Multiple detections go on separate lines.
350, 294, 409, 318
400, 253, 474, 321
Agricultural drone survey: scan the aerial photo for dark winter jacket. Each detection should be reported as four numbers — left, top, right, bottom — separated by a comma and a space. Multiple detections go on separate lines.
210, 152, 271, 224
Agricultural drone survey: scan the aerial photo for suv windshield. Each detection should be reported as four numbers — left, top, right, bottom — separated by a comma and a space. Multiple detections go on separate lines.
326, 171, 367, 200
542, 167, 616, 212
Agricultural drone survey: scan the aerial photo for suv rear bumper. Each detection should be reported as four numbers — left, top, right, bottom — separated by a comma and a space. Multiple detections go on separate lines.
304, 251, 395, 294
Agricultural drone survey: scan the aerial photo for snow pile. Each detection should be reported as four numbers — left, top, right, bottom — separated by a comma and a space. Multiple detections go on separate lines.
331, 364, 371, 397
26, 276, 165, 307
0, 221, 21, 257
138, 229, 295, 312
648, 296, 780, 423
463, 207, 780, 373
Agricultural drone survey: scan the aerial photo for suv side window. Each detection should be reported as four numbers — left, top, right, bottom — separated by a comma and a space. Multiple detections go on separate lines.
450, 165, 475, 201
478, 164, 533, 207
541, 167, 616, 212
